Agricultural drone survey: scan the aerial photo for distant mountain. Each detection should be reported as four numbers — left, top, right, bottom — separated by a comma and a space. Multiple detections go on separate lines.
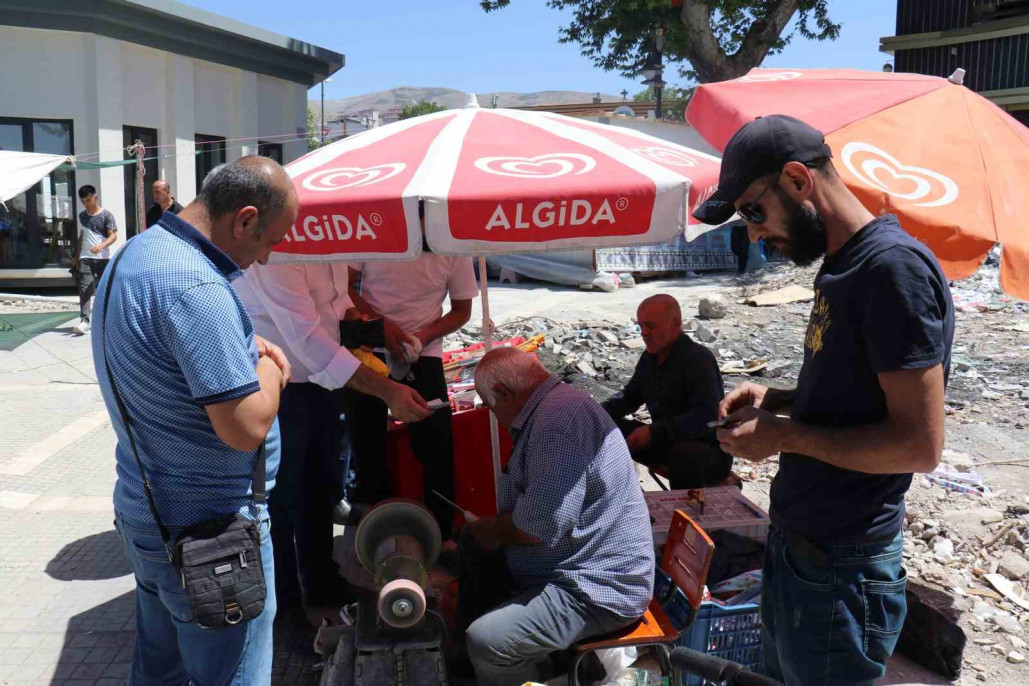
312, 86, 625, 120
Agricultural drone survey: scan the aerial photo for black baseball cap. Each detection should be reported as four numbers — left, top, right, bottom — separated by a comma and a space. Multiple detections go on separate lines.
692, 115, 832, 225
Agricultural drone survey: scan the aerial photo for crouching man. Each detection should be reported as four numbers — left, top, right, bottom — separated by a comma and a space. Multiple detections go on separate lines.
459, 348, 654, 686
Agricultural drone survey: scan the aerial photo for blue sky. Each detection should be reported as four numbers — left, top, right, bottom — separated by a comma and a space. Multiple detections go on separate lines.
189, 1, 899, 100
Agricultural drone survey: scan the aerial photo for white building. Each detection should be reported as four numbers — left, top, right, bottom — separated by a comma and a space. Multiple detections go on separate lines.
0, 0, 343, 285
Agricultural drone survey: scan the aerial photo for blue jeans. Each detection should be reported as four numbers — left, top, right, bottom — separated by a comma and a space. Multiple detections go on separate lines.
761, 526, 907, 686
114, 511, 276, 686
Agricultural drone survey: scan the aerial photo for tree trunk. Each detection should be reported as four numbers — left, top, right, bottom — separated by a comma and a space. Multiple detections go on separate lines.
680, 0, 800, 83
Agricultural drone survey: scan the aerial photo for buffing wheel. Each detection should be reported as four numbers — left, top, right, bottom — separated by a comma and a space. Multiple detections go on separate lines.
378, 578, 426, 629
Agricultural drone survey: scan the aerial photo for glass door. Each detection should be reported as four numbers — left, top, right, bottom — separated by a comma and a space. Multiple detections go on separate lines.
0, 118, 75, 270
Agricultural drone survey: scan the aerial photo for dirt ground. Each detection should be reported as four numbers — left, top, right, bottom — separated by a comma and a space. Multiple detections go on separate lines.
452, 256, 1029, 685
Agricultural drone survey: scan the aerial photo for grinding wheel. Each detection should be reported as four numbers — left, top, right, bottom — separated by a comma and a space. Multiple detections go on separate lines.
353, 499, 442, 573
378, 578, 426, 629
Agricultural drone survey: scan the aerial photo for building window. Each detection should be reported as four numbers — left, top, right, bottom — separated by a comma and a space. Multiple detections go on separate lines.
195, 134, 227, 192
123, 126, 158, 238
0, 117, 76, 271
257, 141, 283, 165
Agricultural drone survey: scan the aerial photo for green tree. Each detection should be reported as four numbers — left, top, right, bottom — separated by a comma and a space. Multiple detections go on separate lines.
399, 101, 447, 120
306, 108, 321, 151
481, 1, 840, 84
634, 85, 693, 119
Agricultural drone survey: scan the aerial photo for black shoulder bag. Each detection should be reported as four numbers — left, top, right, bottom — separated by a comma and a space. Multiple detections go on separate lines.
101, 246, 268, 628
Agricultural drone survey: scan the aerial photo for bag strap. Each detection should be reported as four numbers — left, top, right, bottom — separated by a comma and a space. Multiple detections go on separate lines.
100, 244, 268, 561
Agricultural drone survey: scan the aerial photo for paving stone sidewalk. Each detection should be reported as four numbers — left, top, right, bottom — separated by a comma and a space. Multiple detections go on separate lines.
0, 314, 319, 686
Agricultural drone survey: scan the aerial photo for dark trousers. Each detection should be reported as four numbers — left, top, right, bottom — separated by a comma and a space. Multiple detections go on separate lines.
75, 257, 108, 322
731, 223, 751, 274
345, 356, 456, 539
615, 418, 732, 489
272, 382, 348, 609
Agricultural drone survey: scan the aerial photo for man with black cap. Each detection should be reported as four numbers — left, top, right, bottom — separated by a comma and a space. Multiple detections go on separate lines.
699, 115, 954, 685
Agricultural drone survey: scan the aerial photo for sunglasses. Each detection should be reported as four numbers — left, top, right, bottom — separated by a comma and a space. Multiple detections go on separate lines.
736, 177, 778, 225
736, 159, 830, 224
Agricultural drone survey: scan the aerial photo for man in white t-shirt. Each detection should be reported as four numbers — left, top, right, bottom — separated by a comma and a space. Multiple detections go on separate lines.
72, 184, 118, 335
347, 252, 478, 540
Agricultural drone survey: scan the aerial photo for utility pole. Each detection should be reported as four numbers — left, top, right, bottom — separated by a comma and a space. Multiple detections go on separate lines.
133, 140, 145, 233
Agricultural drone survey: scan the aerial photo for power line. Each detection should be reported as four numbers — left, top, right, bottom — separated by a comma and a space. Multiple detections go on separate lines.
73, 131, 318, 162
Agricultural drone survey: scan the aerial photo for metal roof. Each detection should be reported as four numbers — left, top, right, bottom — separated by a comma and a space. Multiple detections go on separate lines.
0, 0, 344, 85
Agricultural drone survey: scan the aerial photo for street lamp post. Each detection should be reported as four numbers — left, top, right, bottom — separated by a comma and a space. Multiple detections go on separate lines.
320, 77, 333, 145
640, 29, 666, 119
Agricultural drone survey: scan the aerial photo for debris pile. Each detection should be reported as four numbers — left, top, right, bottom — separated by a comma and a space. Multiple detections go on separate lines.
444, 255, 1029, 682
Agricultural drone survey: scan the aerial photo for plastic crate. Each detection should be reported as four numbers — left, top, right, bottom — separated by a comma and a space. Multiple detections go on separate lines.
676, 601, 763, 686
646, 487, 769, 546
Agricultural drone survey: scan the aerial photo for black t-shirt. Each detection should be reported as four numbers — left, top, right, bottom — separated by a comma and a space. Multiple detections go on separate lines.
770, 215, 954, 544
601, 333, 724, 446
146, 200, 184, 228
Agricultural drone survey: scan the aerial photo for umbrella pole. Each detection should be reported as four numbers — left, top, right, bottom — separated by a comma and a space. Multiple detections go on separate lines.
478, 255, 502, 511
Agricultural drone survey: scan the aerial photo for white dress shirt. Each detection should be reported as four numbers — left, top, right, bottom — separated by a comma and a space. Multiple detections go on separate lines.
233, 262, 360, 390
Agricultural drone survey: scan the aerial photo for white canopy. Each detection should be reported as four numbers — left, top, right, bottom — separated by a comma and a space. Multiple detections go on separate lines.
0, 150, 70, 204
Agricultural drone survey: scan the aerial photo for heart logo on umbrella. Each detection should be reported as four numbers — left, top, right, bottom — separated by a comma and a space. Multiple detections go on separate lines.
841, 142, 959, 208
302, 163, 407, 191
739, 71, 803, 83
632, 146, 698, 167
474, 153, 596, 179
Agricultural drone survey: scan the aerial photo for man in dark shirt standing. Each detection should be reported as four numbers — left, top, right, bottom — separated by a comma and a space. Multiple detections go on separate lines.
696, 115, 954, 686
145, 179, 184, 228
602, 294, 732, 488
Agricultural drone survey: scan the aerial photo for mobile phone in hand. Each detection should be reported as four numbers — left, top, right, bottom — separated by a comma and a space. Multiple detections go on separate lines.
426, 398, 450, 412
339, 318, 386, 349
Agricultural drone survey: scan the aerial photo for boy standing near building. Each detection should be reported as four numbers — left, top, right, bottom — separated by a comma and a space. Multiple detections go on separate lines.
72, 185, 118, 335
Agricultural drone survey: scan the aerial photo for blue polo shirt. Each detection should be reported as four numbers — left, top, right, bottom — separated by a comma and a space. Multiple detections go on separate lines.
92, 212, 280, 527
500, 376, 655, 619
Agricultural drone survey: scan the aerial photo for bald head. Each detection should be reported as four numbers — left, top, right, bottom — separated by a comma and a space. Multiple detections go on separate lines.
637, 294, 683, 358
152, 179, 172, 207
638, 294, 681, 323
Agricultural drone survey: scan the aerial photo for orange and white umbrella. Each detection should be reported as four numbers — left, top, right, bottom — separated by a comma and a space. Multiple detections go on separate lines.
686, 68, 1029, 299
273, 105, 723, 263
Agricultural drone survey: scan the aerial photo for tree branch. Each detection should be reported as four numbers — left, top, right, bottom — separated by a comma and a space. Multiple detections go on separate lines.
680, 0, 799, 82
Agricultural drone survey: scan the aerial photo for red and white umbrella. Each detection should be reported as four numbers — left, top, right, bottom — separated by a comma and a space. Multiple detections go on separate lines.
274, 102, 723, 509
273, 105, 723, 263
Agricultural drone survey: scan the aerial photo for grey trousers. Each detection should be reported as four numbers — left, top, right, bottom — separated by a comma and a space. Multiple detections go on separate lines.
75, 258, 108, 322
459, 534, 634, 686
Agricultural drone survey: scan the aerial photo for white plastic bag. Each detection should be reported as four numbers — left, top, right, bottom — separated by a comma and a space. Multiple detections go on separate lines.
596, 646, 639, 685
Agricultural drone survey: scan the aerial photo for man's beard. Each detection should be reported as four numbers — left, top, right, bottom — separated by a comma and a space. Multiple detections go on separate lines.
776, 188, 828, 267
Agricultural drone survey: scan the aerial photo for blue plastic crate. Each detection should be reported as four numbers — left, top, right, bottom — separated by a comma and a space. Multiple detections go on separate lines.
676, 601, 762, 686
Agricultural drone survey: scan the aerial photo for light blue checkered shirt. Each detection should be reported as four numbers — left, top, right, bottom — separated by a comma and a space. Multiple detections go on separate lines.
500, 376, 654, 619
92, 213, 279, 527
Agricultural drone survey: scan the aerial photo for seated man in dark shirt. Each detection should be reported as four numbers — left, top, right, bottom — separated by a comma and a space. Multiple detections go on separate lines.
602, 294, 732, 488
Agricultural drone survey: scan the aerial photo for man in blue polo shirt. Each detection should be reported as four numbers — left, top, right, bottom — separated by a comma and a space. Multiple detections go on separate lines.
697, 116, 954, 686
92, 156, 298, 686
